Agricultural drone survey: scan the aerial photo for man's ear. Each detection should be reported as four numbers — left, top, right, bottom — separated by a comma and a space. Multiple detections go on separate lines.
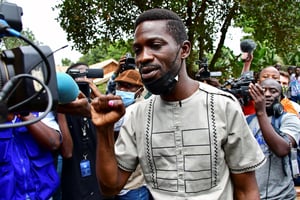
180, 40, 191, 59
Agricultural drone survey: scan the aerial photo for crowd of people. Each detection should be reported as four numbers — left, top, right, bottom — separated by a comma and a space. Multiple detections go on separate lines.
1, 7, 300, 200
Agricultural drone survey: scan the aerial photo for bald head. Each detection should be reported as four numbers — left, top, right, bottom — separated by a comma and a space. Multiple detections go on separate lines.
260, 78, 282, 94
258, 66, 280, 83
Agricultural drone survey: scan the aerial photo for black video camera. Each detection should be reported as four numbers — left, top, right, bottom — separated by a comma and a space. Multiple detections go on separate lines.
67, 68, 103, 98
0, 2, 58, 116
195, 57, 222, 81
0, 2, 23, 32
67, 68, 104, 79
220, 71, 255, 106
120, 53, 135, 72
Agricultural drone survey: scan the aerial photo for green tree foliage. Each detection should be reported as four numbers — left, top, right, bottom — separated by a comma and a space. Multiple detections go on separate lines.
236, 0, 300, 59
55, 0, 239, 76
55, 0, 300, 79
79, 40, 133, 65
61, 58, 72, 66
282, 51, 300, 67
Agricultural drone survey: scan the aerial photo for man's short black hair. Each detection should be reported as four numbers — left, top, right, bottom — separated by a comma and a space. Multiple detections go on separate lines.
134, 8, 188, 44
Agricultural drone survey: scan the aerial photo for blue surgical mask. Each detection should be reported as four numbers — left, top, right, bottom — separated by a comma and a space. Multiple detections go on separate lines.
115, 90, 135, 107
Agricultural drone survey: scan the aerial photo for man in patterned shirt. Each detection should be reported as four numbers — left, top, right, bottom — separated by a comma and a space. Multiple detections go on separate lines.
91, 8, 265, 200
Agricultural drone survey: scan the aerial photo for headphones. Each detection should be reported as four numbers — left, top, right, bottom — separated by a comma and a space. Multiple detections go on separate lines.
272, 101, 284, 118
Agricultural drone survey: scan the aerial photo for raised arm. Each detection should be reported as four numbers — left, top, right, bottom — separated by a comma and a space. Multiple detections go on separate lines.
249, 83, 292, 157
241, 53, 253, 75
91, 94, 132, 196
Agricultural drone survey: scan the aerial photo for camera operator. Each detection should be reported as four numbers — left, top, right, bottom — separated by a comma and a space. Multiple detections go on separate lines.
0, 112, 61, 199
247, 78, 300, 199
57, 63, 113, 200
242, 66, 280, 115
237, 43, 280, 116
223, 39, 257, 115
56, 63, 102, 117
235, 50, 256, 115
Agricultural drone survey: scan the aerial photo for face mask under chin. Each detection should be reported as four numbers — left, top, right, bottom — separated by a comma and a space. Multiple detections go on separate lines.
141, 45, 183, 95
143, 71, 177, 95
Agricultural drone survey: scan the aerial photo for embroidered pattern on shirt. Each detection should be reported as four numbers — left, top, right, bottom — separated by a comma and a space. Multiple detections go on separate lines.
145, 94, 218, 193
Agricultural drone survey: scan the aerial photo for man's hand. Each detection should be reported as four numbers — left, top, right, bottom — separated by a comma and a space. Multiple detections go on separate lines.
91, 94, 125, 127
249, 83, 266, 114
57, 77, 103, 117
241, 52, 253, 63
56, 91, 91, 117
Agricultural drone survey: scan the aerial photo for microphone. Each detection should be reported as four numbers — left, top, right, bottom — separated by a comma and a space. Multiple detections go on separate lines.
240, 39, 256, 53
56, 72, 80, 104
240, 39, 256, 62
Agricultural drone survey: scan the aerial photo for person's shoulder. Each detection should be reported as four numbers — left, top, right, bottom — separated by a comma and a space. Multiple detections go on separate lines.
125, 97, 152, 113
290, 100, 300, 112
280, 112, 300, 129
282, 112, 299, 121
126, 101, 140, 113
199, 82, 237, 101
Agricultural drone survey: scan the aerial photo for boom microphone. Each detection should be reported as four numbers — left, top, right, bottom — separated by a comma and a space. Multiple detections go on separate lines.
240, 39, 257, 53
56, 72, 79, 104
240, 39, 256, 62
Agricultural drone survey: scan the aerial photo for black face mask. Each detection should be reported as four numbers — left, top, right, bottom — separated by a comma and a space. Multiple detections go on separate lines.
141, 46, 182, 95
143, 71, 178, 95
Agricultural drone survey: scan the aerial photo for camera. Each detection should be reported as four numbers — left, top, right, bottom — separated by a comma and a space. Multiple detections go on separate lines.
67, 68, 104, 79
67, 68, 104, 98
0, 46, 58, 111
120, 53, 135, 72
0, 2, 23, 32
220, 71, 255, 106
0, 2, 58, 115
195, 58, 222, 81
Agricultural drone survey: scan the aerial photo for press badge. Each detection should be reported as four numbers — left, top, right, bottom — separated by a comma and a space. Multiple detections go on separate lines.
80, 159, 91, 177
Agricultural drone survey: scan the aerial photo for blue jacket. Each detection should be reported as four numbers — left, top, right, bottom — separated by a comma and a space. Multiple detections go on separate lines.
0, 114, 60, 200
